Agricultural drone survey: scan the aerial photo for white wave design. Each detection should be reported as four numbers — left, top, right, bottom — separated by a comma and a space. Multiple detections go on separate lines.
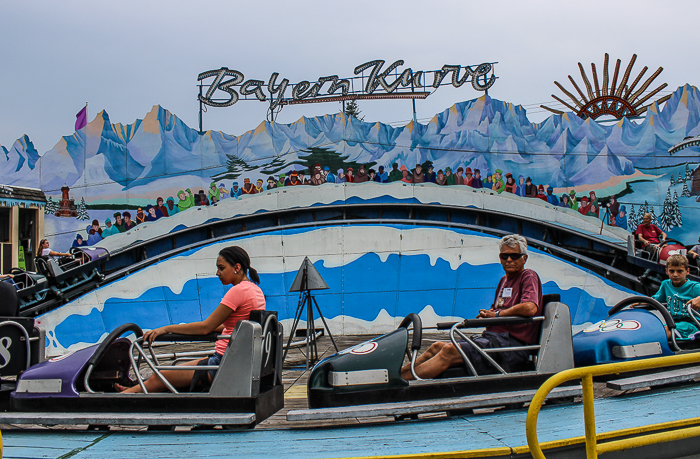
37, 225, 631, 355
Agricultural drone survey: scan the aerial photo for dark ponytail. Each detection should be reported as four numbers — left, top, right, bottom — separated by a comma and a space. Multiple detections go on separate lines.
218, 246, 260, 284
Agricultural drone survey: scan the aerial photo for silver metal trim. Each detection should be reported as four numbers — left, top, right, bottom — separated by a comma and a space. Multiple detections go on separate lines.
16, 378, 62, 393
409, 352, 423, 381
450, 326, 477, 376
451, 325, 506, 376
155, 365, 218, 370
484, 345, 541, 353
329, 369, 389, 386
612, 342, 663, 359
687, 303, 700, 331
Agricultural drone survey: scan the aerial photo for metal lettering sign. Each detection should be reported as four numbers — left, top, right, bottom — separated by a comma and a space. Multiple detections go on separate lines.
197, 60, 497, 111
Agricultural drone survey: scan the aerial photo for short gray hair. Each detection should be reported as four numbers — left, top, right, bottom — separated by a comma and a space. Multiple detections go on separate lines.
499, 234, 527, 255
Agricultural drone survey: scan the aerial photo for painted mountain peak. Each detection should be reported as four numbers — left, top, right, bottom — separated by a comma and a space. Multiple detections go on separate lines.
1, 134, 40, 176
2, 84, 700, 198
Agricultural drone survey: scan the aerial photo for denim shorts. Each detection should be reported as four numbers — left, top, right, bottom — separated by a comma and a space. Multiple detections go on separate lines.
207, 352, 223, 380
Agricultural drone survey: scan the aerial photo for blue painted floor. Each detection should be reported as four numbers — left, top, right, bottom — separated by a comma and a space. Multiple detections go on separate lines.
3, 384, 699, 459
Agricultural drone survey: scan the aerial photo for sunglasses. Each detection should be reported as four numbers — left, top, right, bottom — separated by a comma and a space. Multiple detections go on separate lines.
499, 253, 524, 261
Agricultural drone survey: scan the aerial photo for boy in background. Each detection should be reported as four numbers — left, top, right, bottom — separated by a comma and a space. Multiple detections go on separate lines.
652, 254, 700, 339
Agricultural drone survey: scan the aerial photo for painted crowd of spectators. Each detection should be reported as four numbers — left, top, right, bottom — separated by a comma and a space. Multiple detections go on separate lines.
73, 162, 629, 248
244, 162, 626, 228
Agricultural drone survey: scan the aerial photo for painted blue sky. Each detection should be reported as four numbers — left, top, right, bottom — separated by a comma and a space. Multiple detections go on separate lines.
2, 0, 697, 154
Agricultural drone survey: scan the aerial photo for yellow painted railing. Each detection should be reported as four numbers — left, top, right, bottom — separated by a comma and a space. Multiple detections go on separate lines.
526, 352, 700, 459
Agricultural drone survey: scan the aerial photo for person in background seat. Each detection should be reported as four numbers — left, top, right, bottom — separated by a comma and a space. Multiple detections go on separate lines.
652, 254, 700, 340
40, 239, 71, 259
635, 212, 666, 258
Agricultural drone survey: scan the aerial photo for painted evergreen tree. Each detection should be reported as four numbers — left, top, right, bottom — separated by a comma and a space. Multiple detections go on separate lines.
344, 100, 364, 121
44, 196, 59, 215
672, 190, 683, 228
679, 172, 684, 184
628, 204, 637, 232
76, 197, 90, 221
669, 175, 675, 186
686, 163, 693, 181
212, 155, 261, 181
211, 154, 297, 181
659, 189, 674, 231
258, 156, 288, 175
649, 205, 659, 226
638, 201, 649, 219
682, 181, 691, 197
288, 147, 376, 175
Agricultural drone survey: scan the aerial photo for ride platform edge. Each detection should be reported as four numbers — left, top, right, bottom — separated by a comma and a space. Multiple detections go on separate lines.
3, 383, 700, 459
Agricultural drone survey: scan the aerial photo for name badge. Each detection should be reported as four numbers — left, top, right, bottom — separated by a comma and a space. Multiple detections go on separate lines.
502, 288, 513, 298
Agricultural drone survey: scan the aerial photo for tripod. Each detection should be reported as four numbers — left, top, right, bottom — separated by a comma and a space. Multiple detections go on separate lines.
282, 257, 338, 369
600, 206, 611, 234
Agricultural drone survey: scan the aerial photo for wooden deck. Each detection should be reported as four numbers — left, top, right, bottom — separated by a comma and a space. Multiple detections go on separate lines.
4, 382, 700, 458
0, 333, 635, 432
3, 334, 700, 459
264, 333, 390, 429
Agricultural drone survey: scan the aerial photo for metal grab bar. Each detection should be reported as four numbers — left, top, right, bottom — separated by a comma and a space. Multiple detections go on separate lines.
449, 323, 519, 376
687, 303, 700, 331
526, 352, 700, 459
125, 334, 234, 393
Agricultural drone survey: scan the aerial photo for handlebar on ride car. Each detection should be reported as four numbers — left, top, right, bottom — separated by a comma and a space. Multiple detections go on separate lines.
398, 313, 422, 351
437, 316, 544, 330
153, 332, 221, 342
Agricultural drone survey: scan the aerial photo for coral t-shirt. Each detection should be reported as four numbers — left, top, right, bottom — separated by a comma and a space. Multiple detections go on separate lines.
215, 281, 266, 355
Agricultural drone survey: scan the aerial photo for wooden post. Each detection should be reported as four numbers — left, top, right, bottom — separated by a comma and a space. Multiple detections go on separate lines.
10, 204, 19, 269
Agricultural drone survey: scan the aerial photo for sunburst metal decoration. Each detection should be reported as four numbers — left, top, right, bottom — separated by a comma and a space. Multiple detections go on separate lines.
541, 53, 671, 120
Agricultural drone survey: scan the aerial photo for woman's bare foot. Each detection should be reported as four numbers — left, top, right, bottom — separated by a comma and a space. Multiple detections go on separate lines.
114, 382, 131, 392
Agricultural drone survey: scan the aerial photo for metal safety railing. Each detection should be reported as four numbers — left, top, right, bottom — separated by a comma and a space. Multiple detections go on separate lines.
526, 352, 700, 459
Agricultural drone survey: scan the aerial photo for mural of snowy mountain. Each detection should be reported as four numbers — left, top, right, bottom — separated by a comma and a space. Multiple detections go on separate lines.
1, 135, 40, 181
3, 84, 700, 249
3, 84, 700, 199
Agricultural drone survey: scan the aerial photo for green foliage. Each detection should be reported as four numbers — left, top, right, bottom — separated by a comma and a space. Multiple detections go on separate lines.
213, 155, 260, 181
260, 156, 288, 175
344, 100, 364, 121
212, 147, 376, 181
672, 190, 682, 228
76, 197, 90, 221
44, 196, 58, 215
214, 155, 290, 180
628, 204, 637, 232
682, 181, 691, 197
648, 203, 659, 226
292, 147, 375, 174
660, 188, 674, 231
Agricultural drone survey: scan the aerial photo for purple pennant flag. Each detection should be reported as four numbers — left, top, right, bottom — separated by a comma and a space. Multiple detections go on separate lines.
75, 106, 87, 131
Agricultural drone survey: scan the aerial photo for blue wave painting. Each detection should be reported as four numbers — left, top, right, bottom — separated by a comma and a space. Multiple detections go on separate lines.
48, 246, 631, 352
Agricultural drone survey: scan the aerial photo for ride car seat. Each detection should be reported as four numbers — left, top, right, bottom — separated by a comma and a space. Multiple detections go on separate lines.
437, 293, 570, 378
188, 311, 282, 393
0, 282, 46, 392
508, 293, 561, 372
34, 256, 51, 278
0, 281, 19, 316
34, 255, 81, 280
